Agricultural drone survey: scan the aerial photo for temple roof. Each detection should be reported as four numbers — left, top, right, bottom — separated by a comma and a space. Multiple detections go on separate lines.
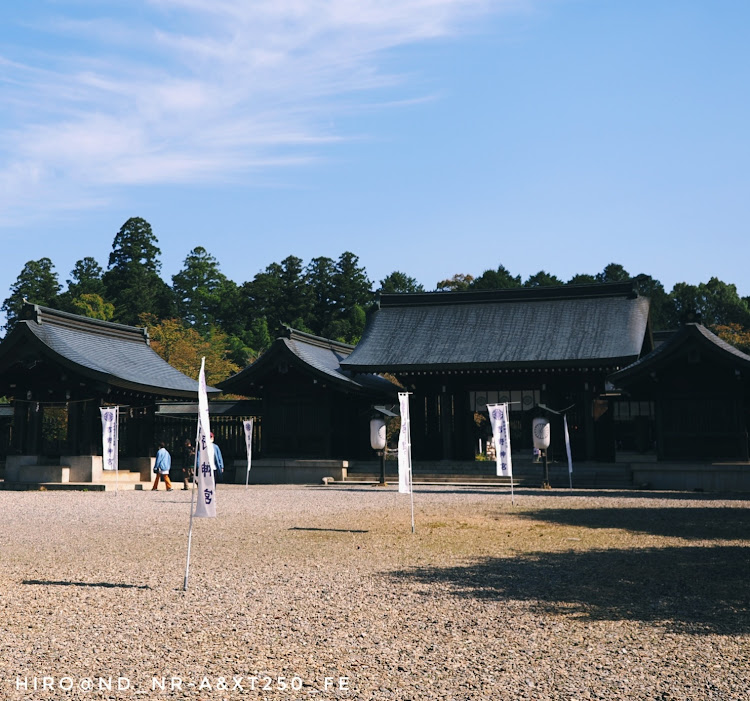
609, 323, 750, 386
341, 283, 651, 373
0, 303, 219, 399
219, 326, 397, 397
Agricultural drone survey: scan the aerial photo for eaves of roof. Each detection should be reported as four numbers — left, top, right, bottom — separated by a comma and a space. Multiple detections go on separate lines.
609, 323, 750, 385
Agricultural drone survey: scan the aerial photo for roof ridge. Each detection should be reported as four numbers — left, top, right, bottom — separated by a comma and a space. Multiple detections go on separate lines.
280, 325, 355, 353
378, 282, 639, 307
21, 302, 149, 344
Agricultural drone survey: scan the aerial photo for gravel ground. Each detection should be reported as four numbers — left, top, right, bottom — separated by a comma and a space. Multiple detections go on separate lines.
0, 484, 748, 700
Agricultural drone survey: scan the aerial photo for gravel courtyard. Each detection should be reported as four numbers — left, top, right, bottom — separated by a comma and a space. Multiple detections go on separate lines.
0, 484, 748, 700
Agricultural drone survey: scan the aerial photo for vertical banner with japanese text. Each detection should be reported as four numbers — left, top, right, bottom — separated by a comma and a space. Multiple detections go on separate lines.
243, 418, 253, 487
194, 360, 216, 518
100, 406, 119, 472
398, 392, 413, 494
487, 403, 513, 478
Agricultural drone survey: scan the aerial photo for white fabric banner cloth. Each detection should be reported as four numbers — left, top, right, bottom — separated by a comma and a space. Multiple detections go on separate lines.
564, 414, 573, 475
243, 418, 253, 477
398, 392, 413, 494
100, 406, 119, 471
487, 403, 513, 477
194, 359, 216, 518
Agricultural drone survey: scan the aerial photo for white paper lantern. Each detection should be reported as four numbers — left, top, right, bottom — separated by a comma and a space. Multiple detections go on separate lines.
370, 416, 387, 450
532, 416, 551, 450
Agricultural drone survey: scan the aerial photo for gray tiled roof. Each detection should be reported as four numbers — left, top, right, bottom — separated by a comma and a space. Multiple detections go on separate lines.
609, 323, 750, 385
219, 327, 397, 396
342, 283, 650, 372
2, 304, 218, 398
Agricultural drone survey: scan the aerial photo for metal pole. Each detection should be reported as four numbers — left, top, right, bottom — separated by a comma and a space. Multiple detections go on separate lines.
182, 422, 201, 592
379, 449, 386, 486
542, 449, 551, 489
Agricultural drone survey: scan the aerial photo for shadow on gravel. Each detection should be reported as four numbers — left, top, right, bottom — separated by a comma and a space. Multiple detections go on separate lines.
389, 545, 750, 634
23, 580, 151, 590
518, 506, 750, 540
289, 527, 369, 534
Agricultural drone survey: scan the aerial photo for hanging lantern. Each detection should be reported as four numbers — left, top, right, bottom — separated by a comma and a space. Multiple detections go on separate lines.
370, 416, 386, 451
532, 416, 550, 450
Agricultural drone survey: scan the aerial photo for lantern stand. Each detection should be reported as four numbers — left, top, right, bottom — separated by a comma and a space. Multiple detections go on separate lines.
532, 411, 552, 489
370, 405, 398, 487
370, 413, 388, 486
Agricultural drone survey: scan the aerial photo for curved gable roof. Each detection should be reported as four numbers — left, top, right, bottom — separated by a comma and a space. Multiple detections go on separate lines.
219, 327, 396, 397
342, 283, 651, 373
0, 304, 218, 398
609, 323, 750, 386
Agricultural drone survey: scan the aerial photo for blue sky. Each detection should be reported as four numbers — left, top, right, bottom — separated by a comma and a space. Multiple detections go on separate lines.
1, 0, 748, 303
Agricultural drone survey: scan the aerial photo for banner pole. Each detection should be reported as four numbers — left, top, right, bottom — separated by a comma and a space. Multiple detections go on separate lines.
183, 419, 201, 592
114, 406, 119, 496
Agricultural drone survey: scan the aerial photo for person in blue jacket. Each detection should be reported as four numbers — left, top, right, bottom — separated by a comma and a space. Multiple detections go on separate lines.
152, 442, 173, 491
210, 432, 224, 483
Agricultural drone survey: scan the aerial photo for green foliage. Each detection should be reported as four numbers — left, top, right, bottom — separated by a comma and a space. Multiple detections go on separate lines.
596, 263, 631, 283
524, 270, 563, 287
436, 273, 474, 291
471, 265, 522, 290
567, 273, 597, 285
103, 217, 175, 326
69, 293, 115, 321
172, 246, 237, 333
379, 271, 424, 294
1, 257, 61, 330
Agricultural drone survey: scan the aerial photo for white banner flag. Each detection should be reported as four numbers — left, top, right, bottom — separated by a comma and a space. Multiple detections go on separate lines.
194, 359, 216, 518
100, 406, 119, 471
398, 392, 412, 494
564, 413, 573, 482
487, 403, 513, 477
243, 418, 253, 486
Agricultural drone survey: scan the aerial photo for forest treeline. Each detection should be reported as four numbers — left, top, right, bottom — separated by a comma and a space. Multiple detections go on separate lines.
3, 217, 750, 384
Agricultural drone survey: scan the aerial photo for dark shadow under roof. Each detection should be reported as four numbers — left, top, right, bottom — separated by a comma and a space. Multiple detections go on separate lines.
219, 326, 397, 397
341, 283, 651, 373
0, 303, 219, 399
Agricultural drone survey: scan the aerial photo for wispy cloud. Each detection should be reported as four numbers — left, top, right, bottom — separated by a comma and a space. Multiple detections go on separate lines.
0, 0, 523, 225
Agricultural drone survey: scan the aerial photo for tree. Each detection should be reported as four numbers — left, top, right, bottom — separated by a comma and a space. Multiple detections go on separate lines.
596, 263, 630, 283
698, 278, 750, 328
328, 252, 372, 343
69, 293, 114, 321
2, 258, 61, 330
304, 256, 337, 335
67, 257, 106, 298
471, 265, 521, 290
567, 273, 597, 285
103, 217, 175, 326
57, 257, 108, 315
630, 273, 673, 331
713, 323, 750, 354
524, 270, 563, 287
668, 278, 750, 328
141, 314, 239, 388
378, 271, 424, 294
436, 273, 474, 292
172, 246, 236, 333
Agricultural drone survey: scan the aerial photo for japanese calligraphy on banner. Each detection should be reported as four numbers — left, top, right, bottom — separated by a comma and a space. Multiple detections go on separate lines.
194, 359, 216, 518
243, 418, 253, 474
398, 392, 413, 494
487, 403, 513, 478
99, 406, 119, 471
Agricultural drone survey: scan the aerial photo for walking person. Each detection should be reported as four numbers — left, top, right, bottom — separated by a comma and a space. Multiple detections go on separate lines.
152, 442, 173, 491
210, 432, 224, 483
182, 438, 195, 490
